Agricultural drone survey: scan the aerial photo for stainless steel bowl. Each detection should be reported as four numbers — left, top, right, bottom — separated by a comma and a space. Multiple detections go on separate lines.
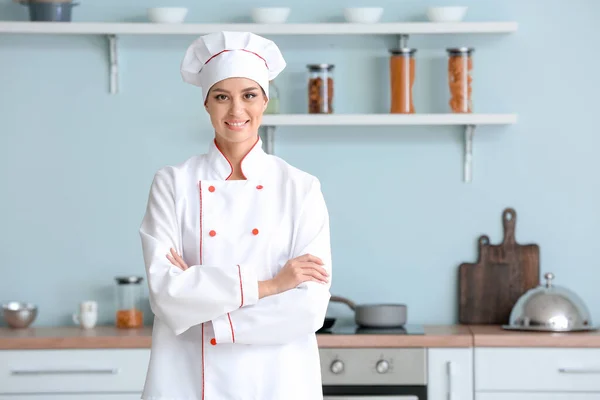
503, 273, 596, 332
1, 302, 38, 329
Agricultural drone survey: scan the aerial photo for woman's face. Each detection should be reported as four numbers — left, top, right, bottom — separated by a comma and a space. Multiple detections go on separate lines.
205, 77, 268, 145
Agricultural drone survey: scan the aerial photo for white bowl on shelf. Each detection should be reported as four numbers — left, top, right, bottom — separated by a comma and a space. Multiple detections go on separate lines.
426, 6, 468, 22
343, 7, 383, 23
251, 7, 291, 23
147, 7, 188, 23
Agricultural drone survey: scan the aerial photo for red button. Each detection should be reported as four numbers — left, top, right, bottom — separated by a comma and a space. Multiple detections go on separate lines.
252, 228, 259, 235
209, 230, 216, 237
210, 338, 216, 346
256, 185, 263, 190
208, 186, 215, 192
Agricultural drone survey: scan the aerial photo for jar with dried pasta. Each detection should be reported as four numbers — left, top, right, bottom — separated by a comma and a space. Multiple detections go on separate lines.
389, 48, 417, 114
115, 276, 144, 329
447, 47, 474, 113
307, 64, 334, 114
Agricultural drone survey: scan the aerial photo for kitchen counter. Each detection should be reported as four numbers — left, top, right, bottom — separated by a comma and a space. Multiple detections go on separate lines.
0, 326, 153, 349
470, 324, 600, 347
0, 325, 472, 349
3, 325, 600, 349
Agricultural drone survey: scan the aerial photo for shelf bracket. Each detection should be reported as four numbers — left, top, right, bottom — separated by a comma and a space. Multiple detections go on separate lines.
464, 124, 475, 183
261, 126, 276, 154
398, 34, 409, 48
107, 34, 118, 94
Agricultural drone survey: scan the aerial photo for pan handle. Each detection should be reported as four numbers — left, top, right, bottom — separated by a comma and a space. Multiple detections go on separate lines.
329, 295, 356, 310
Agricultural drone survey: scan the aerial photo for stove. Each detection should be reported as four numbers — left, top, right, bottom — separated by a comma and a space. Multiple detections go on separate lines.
319, 323, 425, 335
318, 323, 428, 399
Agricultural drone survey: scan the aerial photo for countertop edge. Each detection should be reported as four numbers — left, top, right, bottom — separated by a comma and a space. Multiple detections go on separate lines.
469, 325, 600, 348
3, 325, 600, 349
0, 325, 473, 349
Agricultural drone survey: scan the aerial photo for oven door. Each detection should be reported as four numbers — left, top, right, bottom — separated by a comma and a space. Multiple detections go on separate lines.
320, 348, 427, 400
324, 397, 418, 400
323, 385, 427, 399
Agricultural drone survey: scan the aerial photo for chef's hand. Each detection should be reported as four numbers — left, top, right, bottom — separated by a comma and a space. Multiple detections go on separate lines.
259, 254, 329, 298
166, 248, 189, 271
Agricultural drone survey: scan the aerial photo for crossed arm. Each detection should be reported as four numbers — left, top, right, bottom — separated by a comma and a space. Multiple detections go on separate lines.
140, 169, 332, 343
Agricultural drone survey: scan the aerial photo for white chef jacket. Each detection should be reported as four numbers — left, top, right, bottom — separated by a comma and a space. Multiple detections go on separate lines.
139, 137, 332, 400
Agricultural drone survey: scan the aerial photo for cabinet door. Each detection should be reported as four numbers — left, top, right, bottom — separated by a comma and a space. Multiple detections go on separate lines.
475, 348, 600, 392
428, 348, 473, 400
0, 349, 150, 394
477, 393, 600, 400
0, 395, 140, 400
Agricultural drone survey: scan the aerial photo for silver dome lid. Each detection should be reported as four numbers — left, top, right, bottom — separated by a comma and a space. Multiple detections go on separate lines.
503, 273, 597, 332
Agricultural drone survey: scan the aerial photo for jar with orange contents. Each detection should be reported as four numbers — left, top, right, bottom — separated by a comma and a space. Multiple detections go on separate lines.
389, 47, 417, 114
307, 64, 334, 114
447, 47, 474, 113
115, 276, 144, 329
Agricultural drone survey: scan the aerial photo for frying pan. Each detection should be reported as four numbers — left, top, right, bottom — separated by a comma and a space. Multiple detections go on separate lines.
321, 295, 407, 329
321, 317, 336, 331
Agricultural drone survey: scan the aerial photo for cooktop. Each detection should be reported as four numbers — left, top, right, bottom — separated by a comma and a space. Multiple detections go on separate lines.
317, 323, 424, 335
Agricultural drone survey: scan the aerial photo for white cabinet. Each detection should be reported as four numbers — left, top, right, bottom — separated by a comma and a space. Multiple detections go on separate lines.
428, 348, 473, 400
475, 348, 600, 398
0, 396, 140, 400
477, 394, 600, 400
0, 349, 150, 396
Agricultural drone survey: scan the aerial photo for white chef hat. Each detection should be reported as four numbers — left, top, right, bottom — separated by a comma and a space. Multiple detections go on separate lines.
180, 31, 286, 102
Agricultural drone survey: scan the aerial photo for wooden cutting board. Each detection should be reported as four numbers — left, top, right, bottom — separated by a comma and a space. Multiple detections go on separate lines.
458, 208, 540, 325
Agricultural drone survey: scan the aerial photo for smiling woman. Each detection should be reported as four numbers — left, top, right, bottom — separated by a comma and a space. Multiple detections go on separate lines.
138, 31, 333, 400
205, 78, 268, 166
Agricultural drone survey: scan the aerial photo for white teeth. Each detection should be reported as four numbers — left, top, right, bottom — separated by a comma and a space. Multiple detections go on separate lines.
227, 121, 247, 127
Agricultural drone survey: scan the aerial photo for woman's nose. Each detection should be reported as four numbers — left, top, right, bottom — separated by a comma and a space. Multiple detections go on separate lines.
228, 99, 244, 115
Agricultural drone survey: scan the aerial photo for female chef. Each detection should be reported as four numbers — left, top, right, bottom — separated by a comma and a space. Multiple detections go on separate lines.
139, 31, 333, 400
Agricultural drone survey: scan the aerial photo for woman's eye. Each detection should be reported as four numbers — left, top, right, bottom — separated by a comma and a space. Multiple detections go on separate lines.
244, 93, 257, 99
215, 94, 228, 101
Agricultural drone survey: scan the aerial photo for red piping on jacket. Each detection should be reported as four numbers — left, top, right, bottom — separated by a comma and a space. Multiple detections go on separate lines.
198, 181, 204, 265
227, 313, 235, 343
237, 265, 244, 307
201, 323, 205, 400
213, 136, 260, 180
213, 139, 234, 180
198, 181, 205, 400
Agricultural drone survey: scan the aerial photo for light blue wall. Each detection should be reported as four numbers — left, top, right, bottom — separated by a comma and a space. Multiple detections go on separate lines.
1, 0, 599, 328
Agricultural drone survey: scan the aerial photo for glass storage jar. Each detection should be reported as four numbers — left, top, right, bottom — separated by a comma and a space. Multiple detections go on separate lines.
307, 64, 334, 114
389, 48, 417, 114
115, 276, 144, 329
447, 47, 474, 113
265, 80, 280, 114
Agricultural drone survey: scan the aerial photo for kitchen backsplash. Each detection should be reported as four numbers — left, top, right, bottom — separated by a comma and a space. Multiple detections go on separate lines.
1, 0, 598, 328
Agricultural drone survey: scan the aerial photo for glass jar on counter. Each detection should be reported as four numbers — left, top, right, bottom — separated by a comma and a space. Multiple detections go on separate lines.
389, 48, 417, 114
115, 276, 144, 329
265, 80, 280, 114
447, 47, 474, 113
307, 64, 334, 114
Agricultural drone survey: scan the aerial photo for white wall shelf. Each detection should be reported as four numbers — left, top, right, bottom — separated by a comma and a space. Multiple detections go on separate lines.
259, 114, 518, 183
0, 21, 518, 35
0, 21, 517, 96
261, 113, 517, 126
0, 20, 518, 183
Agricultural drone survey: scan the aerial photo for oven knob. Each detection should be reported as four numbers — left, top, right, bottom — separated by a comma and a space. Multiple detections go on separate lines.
330, 360, 344, 374
376, 360, 390, 374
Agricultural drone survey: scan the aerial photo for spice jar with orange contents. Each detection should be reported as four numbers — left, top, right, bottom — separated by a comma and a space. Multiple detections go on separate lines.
447, 47, 474, 113
389, 48, 417, 114
307, 64, 334, 114
115, 276, 144, 329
